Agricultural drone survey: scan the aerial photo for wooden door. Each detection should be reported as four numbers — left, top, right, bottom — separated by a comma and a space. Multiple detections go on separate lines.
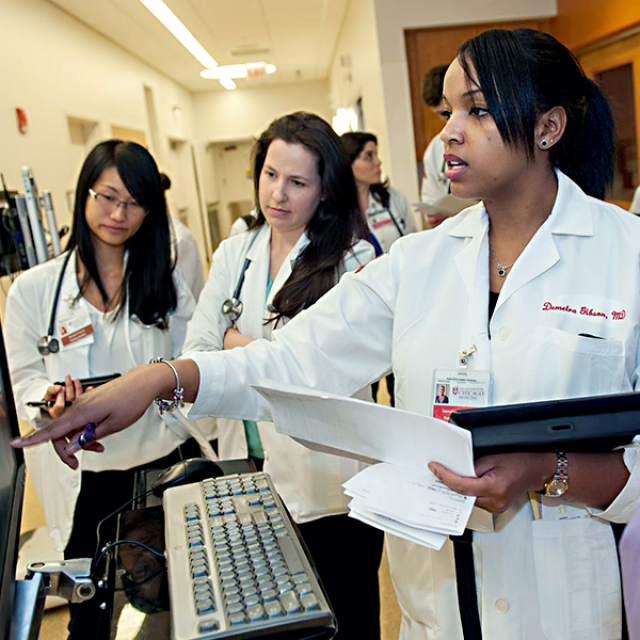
579, 33, 640, 208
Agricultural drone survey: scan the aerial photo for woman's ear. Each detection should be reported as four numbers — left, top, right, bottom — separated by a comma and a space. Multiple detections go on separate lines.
535, 106, 567, 151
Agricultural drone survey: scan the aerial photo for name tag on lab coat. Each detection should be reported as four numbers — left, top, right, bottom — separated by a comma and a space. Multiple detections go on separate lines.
57, 308, 94, 350
432, 368, 491, 422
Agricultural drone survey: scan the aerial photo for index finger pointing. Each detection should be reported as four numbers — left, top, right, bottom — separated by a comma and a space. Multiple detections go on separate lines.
10, 410, 91, 448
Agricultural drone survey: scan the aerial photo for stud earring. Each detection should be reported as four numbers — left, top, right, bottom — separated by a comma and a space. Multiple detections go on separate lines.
540, 139, 549, 148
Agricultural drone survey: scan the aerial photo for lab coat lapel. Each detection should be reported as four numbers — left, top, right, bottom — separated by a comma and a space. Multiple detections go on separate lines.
239, 226, 271, 339
449, 208, 491, 365
493, 172, 592, 313
55, 250, 91, 378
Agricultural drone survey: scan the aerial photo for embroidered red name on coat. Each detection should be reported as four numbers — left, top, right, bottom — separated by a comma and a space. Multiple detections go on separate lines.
542, 302, 626, 321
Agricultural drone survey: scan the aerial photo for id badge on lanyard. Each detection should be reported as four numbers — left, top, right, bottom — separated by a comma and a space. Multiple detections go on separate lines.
432, 345, 492, 423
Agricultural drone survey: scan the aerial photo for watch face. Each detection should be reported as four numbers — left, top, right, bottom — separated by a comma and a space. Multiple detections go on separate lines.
546, 478, 569, 497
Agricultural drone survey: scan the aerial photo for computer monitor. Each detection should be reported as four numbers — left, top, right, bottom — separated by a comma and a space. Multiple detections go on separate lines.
0, 317, 26, 639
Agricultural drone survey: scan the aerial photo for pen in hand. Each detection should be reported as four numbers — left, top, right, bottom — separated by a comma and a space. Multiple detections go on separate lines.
27, 400, 73, 408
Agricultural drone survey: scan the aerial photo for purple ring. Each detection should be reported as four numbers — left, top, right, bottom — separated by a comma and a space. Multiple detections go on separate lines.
77, 422, 96, 447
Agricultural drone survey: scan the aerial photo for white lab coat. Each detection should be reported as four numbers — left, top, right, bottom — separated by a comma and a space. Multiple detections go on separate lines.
183, 223, 376, 523
185, 171, 640, 640
420, 135, 448, 205
4, 250, 211, 551
366, 188, 417, 254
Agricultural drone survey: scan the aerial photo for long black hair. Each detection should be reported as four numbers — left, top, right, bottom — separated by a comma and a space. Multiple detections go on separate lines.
251, 112, 368, 322
458, 29, 614, 199
340, 131, 390, 209
66, 140, 177, 325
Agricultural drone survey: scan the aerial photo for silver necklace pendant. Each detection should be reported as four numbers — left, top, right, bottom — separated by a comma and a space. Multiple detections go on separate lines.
497, 266, 507, 277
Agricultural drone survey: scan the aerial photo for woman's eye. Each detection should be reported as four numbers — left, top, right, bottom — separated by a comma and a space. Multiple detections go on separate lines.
292, 180, 305, 187
470, 106, 490, 117
440, 109, 451, 120
102, 194, 116, 202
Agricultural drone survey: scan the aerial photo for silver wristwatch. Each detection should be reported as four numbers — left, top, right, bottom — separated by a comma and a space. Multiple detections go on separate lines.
543, 450, 569, 497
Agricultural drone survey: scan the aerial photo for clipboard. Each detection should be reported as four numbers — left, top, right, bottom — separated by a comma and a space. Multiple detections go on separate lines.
449, 391, 640, 456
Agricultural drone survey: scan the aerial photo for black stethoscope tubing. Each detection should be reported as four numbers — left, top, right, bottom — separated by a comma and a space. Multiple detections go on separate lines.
221, 230, 260, 324
38, 250, 74, 356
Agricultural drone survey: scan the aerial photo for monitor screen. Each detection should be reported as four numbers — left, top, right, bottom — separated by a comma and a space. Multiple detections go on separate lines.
0, 316, 25, 639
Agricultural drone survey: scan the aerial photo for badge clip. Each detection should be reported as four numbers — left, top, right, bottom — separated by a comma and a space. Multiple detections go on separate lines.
459, 345, 477, 369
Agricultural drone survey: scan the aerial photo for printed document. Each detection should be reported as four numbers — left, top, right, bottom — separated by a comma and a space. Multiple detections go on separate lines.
251, 381, 492, 546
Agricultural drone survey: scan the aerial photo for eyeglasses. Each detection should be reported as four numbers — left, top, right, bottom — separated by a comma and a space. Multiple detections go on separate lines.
88, 189, 148, 217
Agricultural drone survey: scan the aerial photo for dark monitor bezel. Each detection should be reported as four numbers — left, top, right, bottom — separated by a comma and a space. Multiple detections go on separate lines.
0, 316, 25, 640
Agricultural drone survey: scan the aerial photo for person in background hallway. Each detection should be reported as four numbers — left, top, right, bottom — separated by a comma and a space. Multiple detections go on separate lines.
17, 29, 640, 640
420, 64, 451, 228
161, 172, 205, 301
229, 212, 256, 236
181, 113, 382, 639
5, 141, 215, 638
341, 131, 416, 405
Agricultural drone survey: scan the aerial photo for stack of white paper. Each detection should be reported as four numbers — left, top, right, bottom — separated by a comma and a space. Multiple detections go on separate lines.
344, 462, 476, 549
251, 381, 493, 547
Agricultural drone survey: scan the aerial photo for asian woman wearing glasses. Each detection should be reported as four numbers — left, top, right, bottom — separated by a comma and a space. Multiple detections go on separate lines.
4, 140, 213, 637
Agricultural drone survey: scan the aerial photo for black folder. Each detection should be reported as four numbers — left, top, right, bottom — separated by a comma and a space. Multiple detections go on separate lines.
449, 391, 640, 456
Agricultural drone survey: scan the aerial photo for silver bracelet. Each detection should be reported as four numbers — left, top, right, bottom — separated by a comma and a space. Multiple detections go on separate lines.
149, 357, 184, 415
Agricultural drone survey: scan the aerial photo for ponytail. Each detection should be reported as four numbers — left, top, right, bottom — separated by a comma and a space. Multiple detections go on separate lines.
553, 77, 614, 199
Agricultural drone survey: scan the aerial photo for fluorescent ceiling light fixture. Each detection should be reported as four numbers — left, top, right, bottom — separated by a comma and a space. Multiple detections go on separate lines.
200, 62, 277, 80
219, 77, 237, 90
138, 0, 217, 68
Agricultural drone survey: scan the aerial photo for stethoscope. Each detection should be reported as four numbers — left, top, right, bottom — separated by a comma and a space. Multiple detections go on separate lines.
38, 250, 169, 356
37, 250, 74, 356
221, 231, 260, 324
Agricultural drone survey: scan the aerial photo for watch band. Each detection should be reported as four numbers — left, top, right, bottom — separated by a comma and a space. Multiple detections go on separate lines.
543, 450, 569, 498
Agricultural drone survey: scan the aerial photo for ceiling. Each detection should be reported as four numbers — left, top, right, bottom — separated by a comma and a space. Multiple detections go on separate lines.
47, 0, 350, 92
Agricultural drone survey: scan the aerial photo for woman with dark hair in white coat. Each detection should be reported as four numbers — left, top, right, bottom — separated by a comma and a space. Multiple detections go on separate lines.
15, 30, 640, 640
181, 113, 381, 638
5, 140, 214, 638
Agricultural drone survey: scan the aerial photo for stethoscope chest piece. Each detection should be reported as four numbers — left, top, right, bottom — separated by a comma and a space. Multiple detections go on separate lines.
38, 335, 60, 356
222, 298, 243, 323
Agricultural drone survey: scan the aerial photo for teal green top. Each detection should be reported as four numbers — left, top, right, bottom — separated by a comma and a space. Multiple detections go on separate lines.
242, 270, 274, 459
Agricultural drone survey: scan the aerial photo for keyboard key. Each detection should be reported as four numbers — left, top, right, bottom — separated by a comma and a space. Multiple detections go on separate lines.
261, 589, 278, 602
196, 602, 215, 616
265, 600, 284, 619
244, 594, 261, 607
280, 591, 302, 614
198, 621, 219, 633
227, 604, 244, 616
301, 594, 320, 611
247, 604, 266, 621
229, 613, 246, 626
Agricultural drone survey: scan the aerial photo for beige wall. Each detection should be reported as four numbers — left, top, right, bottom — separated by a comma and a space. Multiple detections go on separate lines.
1, 0, 199, 230
193, 80, 332, 144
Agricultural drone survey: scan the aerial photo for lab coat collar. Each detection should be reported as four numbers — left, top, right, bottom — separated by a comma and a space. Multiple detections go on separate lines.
449, 171, 594, 313
447, 171, 593, 240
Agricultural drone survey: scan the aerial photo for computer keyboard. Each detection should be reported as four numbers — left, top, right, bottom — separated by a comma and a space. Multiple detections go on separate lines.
163, 472, 335, 640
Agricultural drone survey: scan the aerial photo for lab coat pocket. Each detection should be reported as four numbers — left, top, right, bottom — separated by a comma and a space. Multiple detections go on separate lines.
525, 326, 626, 399
531, 517, 621, 640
